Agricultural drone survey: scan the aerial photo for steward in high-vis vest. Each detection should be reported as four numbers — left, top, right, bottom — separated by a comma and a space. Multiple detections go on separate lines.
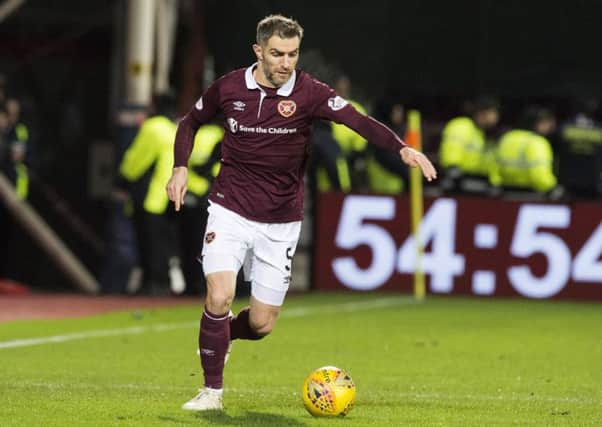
187, 124, 223, 203
2, 99, 29, 200
439, 96, 500, 193
120, 114, 177, 215
311, 119, 351, 192
314, 98, 370, 193
120, 118, 222, 216
119, 92, 223, 295
118, 94, 188, 295
365, 97, 407, 194
314, 75, 370, 192
557, 97, 602, 197
11, 123, 29, 200
0, 101, 30, 282
489, 106, 558, 194
178, 123, 223, 293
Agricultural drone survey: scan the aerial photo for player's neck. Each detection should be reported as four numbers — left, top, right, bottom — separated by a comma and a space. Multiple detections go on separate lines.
253, 64, 277, 89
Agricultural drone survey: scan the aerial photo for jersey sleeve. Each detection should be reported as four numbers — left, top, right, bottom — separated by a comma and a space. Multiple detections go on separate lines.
311, 81, 406, 153
174, 79, 222, 167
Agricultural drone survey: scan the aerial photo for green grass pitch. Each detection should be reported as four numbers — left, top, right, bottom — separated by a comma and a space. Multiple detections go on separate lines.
1, 293, 601, 426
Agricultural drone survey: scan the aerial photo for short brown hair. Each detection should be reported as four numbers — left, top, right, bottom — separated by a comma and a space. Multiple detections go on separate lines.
256, 14, 304, 45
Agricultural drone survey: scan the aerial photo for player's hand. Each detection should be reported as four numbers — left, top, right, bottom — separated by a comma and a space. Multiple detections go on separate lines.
166, 166, 188, 211
400, 146, 437, 182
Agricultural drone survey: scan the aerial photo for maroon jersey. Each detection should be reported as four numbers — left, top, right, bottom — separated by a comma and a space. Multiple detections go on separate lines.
174, 64, 406, 222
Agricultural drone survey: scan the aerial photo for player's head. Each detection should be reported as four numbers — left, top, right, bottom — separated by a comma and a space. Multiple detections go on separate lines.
253, 15, 304, 88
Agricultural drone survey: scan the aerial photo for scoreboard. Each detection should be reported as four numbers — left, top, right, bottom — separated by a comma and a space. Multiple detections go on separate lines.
313, 194, 602, 300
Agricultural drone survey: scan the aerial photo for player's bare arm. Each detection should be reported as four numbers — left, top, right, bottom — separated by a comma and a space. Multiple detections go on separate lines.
166, 166, 188, 211
400, 146, 437, 182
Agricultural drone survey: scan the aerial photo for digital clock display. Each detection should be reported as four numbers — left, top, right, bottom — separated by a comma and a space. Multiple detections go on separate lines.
314, 194, 602, 300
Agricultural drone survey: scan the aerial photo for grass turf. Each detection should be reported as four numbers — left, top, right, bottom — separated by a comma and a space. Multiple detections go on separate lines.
0, 293, 601, 426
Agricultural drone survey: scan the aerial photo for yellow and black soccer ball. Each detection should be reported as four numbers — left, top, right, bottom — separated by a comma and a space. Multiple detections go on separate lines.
302, 366, 356, 417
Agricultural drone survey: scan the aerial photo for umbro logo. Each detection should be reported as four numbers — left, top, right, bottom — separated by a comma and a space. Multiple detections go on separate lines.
233, 101, 246, 111
200, 348, 216, 356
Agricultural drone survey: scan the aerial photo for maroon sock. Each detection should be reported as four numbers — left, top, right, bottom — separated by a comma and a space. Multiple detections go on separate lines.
230, 307, 264, 341
199, 308, 230, 389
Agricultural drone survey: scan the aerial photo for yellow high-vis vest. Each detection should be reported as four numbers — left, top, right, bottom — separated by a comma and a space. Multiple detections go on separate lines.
317, 100, 366, 192
439, 117, 491, 176
187, 124, 224, 197
489, 129, 556, 192
14, 122, 30, 200
119, 116, 177, 214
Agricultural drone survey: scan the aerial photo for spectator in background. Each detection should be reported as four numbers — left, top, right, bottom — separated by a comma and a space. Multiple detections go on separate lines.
0, 74, 5, 104
313, 74, 370, 193
0, 99, 29, 281
117, 93, 186, 295
310, 119, 352, 193
439, 95, 500, 193
557, 96, 602, 198
4, 98, 29, 200
298, 55, 354, 193
99, 185, 142, 295
0, 106, 13, 182
0, 99, 28, 201
178, 122, 223, 294
366, 95, 408, 194
0, 106, 12, 279
116, 93, 223, 295
489, 106, 559, 197
330, 75, 370, 190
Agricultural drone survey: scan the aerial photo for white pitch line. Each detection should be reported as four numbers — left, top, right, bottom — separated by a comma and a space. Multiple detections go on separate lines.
0, 297, 417, 350
281, 296, 417, 318
0, 323, 196, 350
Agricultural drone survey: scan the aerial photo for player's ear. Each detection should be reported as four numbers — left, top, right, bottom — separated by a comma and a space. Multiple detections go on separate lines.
252, 43, 262, 62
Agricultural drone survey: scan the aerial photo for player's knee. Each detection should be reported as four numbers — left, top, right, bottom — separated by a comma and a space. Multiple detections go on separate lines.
249, 314, 277, 336
205, 272, 235, 315
205, 290, 234, 315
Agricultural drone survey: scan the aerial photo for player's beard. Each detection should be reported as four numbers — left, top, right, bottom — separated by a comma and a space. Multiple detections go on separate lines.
263, 66, 291, 88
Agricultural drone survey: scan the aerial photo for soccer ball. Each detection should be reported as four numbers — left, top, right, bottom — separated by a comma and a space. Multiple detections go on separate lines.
302, 366, 356, 417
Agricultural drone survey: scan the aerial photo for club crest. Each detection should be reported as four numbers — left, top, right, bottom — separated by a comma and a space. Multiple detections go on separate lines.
205, 232, 216, 244
277, 100, 297, 118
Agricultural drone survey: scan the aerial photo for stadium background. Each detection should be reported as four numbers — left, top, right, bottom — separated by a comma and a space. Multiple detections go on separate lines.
0, 0, 601, 294
1, 2, 602, 426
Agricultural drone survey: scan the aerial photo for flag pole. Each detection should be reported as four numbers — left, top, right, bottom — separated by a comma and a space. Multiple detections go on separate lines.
405, 110, 425, 300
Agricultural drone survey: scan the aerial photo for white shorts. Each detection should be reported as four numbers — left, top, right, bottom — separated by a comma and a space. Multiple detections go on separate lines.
201, 202, 301, 306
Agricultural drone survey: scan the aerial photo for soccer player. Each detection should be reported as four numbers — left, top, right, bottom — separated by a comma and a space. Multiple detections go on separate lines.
166, 14, 437, 411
